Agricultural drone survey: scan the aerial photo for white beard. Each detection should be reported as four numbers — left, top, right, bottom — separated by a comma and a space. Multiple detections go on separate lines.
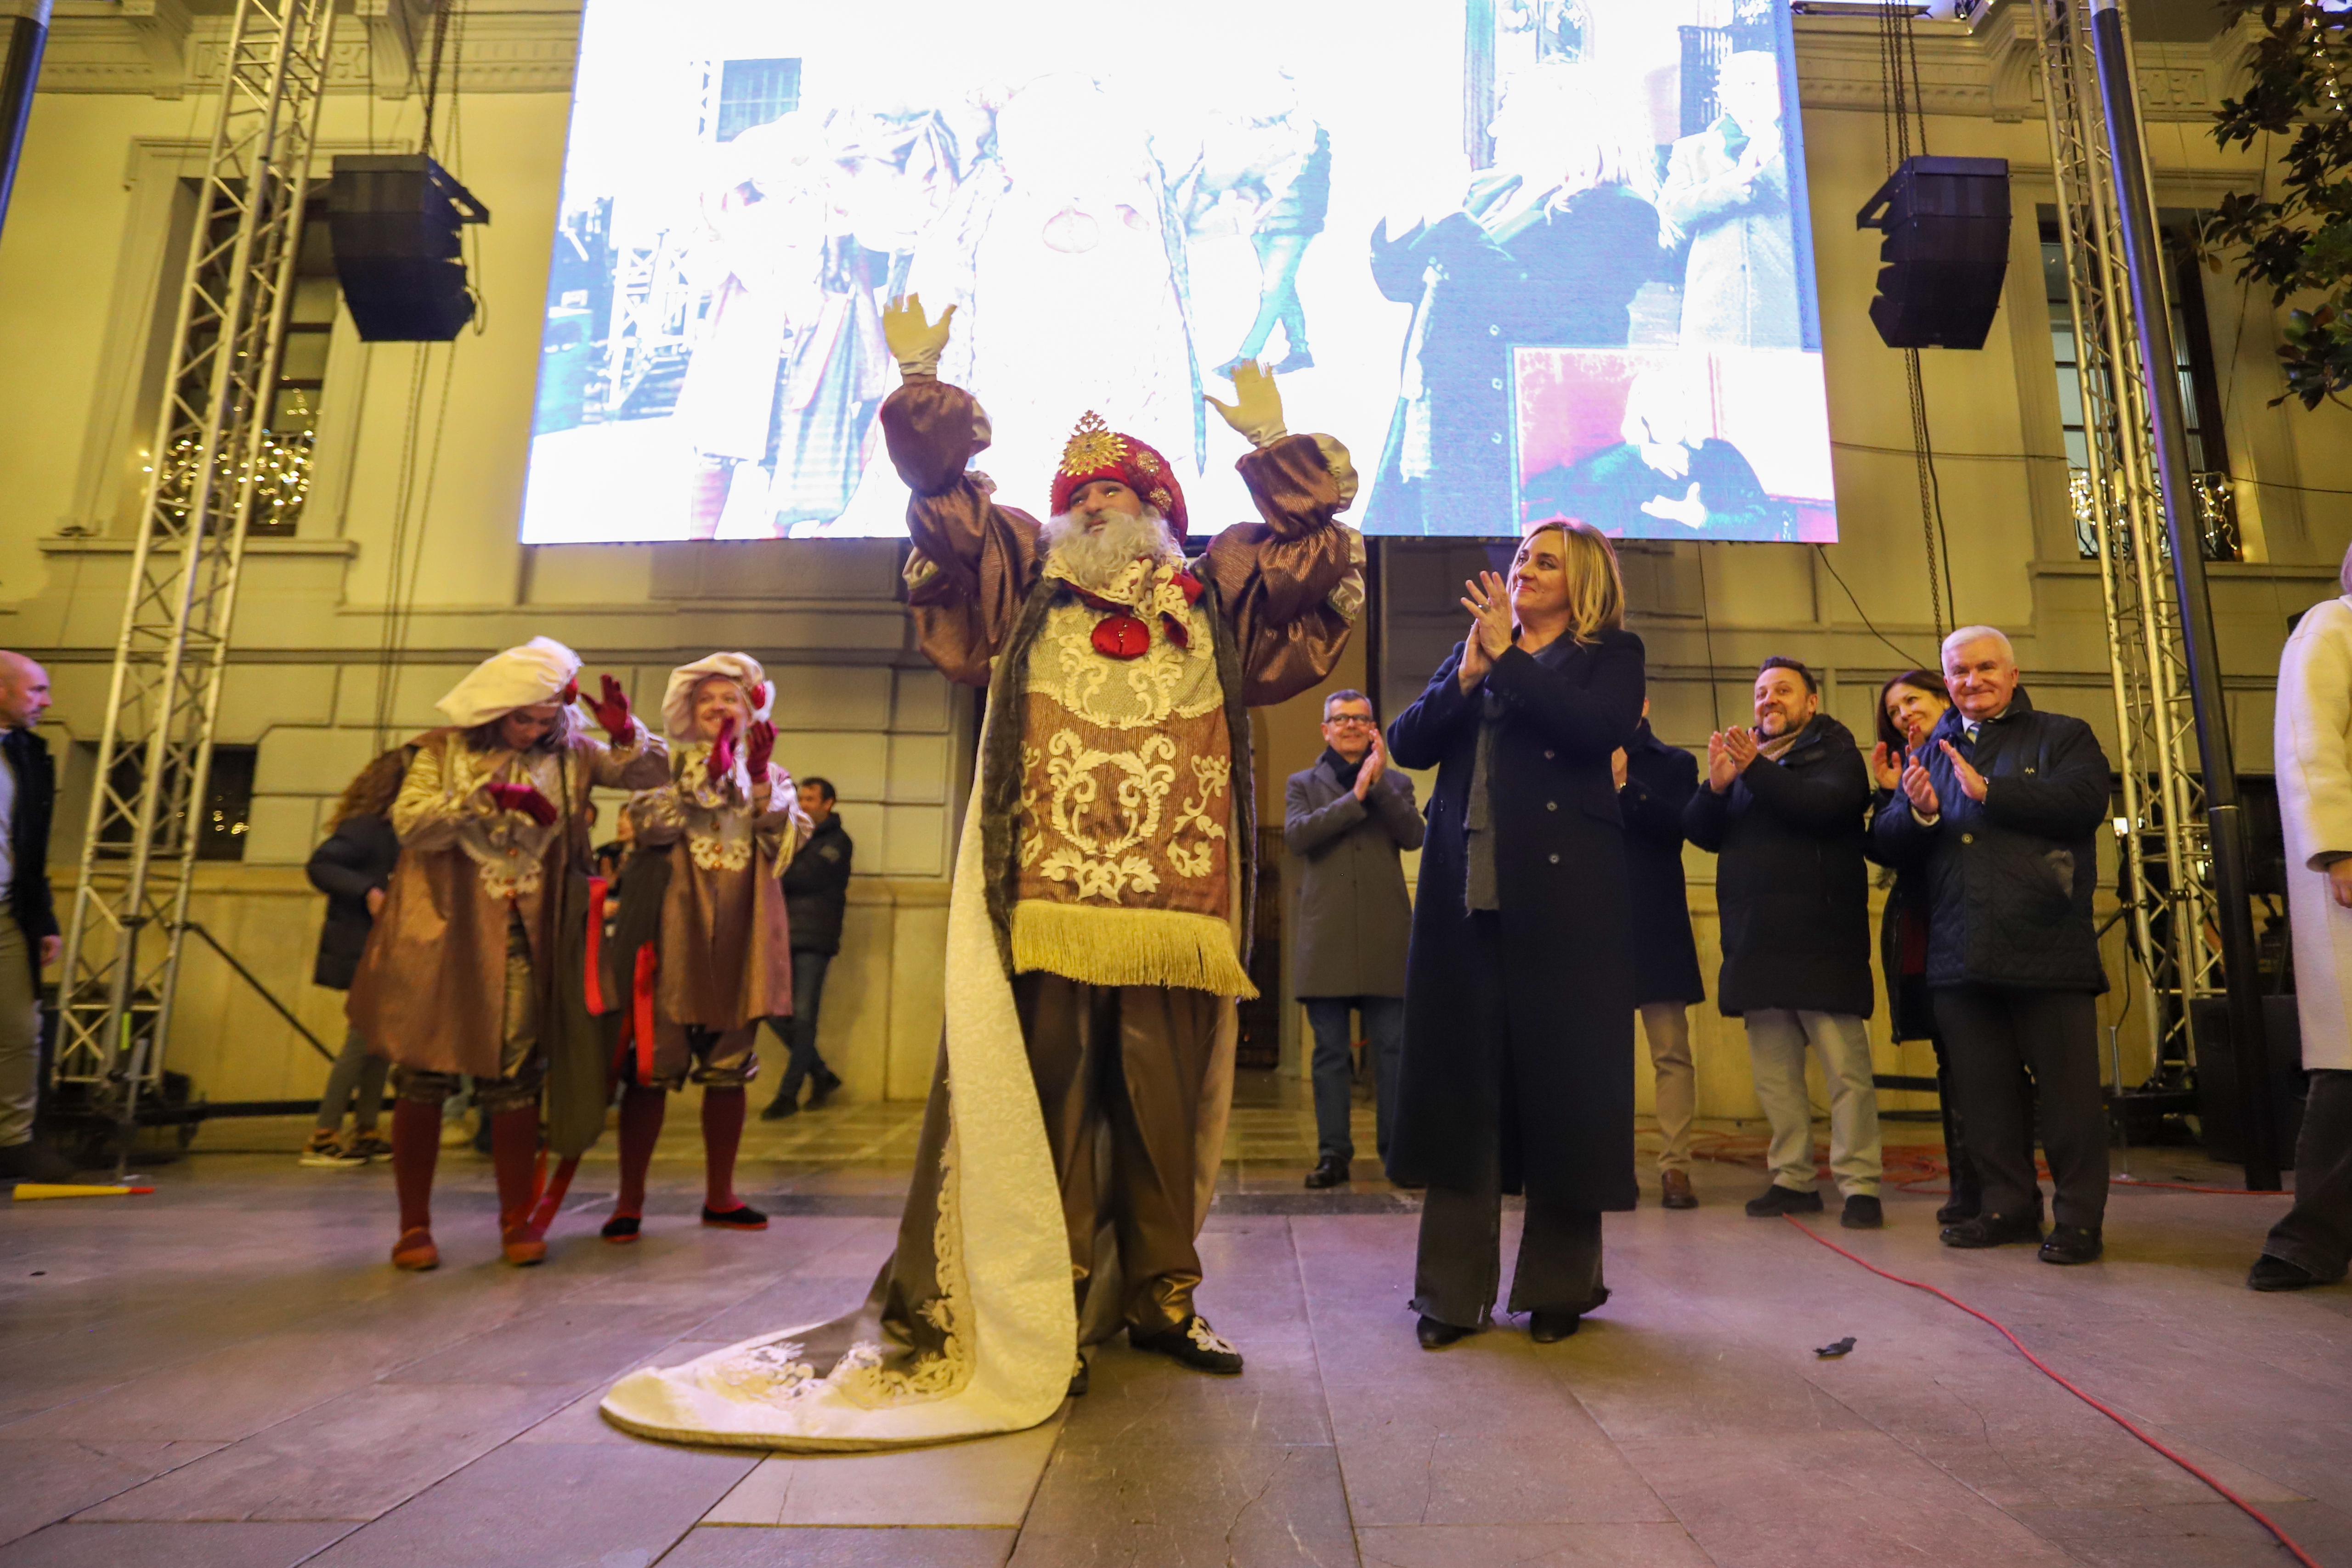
1041, 507, 1182, 597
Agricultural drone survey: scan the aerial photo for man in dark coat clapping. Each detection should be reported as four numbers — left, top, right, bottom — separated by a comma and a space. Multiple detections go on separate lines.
1685, 658, 1883, 1230
1616, 702, 1706, 1209
1286, 691, 1423, 1189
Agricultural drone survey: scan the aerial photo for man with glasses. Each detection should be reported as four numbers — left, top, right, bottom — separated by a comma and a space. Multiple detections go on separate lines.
1285, 690, 1423, 1188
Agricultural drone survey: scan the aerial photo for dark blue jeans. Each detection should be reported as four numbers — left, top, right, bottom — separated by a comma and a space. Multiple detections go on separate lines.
1303, 996, 1403, 1166
770, 948, 833, 1103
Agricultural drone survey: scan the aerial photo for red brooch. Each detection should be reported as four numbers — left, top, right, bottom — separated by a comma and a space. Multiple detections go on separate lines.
1091, 614, 1152, 660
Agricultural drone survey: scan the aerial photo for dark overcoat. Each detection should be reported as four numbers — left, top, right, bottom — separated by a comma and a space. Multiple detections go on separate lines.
1869, 690, 2111, 994
1618, 722, 1705, 1006
305, 813, 399, 992
1682, 713, 1875, 1019
1, 727, 56, 980
1385, 629, 1645, 1209
1864, 789, 1938, 1043
1284, 756, 1422, 1000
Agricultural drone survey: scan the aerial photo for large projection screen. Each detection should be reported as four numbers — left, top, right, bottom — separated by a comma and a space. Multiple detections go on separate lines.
523, 1, 1834, 544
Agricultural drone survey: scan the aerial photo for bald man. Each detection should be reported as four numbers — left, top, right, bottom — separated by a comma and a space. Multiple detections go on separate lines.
0, 653, 69, 1182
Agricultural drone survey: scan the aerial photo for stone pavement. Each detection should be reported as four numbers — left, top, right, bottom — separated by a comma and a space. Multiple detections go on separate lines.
1, 1087, 2348, 1568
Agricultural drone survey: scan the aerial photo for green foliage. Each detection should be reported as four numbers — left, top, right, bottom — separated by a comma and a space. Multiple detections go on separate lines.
2205, 1, 2352, 409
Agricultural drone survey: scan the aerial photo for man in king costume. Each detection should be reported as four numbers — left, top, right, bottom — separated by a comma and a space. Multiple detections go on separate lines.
603, 296, 1361, 1449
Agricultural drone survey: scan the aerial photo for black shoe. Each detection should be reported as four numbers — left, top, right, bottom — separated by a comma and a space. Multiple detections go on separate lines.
1940, 1211, 2044, 1249
1745, 1184, 1824, 1218
1303, 1156, 1349, 1190
600, 1215, 642, 1244
806, 1069, 842, 1110
2038, 1224, 2103, 1265
701, 1203, 769, 1231
0, 1140, 77, 1183
1416, 1314, 1472, 1349
1935, 1197, 1979, 1225
1131, 1315, 1243, 1375
760, 1096, 800, 1122
1528, 1310, 1582, 1343
1841, 1195, 1884, 1230
2247, 1254, 2325, 1292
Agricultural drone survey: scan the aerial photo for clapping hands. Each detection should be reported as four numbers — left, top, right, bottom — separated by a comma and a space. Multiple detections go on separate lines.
1705, 728, 1758, 794
1455, 570, 1514, 692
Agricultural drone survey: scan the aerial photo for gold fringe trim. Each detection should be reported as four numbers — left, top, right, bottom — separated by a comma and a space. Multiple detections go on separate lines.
1010, 902, 1259, 1000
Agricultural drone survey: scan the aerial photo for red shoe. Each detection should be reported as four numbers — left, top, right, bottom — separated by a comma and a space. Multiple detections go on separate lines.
500, 1222, 548, 1266
391, 1227, 439, 1271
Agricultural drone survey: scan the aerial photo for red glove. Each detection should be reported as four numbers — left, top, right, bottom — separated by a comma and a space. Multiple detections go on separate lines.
745, 720, 776, 782
485, 782, 560, 826
590, 674, 633, 744
708, 715, 739, 778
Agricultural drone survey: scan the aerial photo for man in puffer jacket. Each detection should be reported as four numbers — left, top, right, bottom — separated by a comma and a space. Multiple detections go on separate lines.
1873, 626, 2113, 1265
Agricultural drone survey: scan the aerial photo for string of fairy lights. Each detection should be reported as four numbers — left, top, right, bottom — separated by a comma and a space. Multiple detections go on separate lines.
141, 412, 317, 534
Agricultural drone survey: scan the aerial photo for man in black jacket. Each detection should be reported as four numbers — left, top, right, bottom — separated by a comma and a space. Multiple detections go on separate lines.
0, 653, 70, 1182
1685, 658, 1883, 1229
1875, 627, 2113, 1264
763, 777, 851, 1119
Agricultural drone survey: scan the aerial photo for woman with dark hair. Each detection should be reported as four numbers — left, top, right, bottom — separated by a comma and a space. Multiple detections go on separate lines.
1387, 520, 1645, 1347
349, 638, 668, 1271
298, 747, 414, 1168
1867, 668, 2022, 1223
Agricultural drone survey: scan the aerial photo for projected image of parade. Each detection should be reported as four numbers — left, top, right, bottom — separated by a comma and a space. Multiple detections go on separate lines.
521, 0, 1834, 542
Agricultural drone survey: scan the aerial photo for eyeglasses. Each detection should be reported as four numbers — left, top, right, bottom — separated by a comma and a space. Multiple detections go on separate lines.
1324, 714, 1377, 728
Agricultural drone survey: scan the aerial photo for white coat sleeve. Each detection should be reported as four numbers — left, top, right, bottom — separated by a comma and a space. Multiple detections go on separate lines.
2280, 604, 2352, 867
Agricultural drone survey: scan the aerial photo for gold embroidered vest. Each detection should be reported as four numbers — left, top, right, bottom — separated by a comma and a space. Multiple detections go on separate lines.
1007, 560, 1254, 998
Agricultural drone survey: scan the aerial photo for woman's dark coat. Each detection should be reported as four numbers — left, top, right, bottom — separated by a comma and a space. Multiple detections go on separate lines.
1619, 722, 1706, 1006
1869, 690, 2111, 994
306, 813, 399, 992
1681, 714, 1874, 1019
1385, 629, 1646, 1210
1367, 179, 1662, 537
1866, 789, 1938, 1042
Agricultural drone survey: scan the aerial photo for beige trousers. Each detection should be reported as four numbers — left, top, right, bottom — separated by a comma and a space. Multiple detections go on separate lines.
0, 914, 38, 1147
1639, 1002, 1695, 1173
1744, 1008, 1883, 1199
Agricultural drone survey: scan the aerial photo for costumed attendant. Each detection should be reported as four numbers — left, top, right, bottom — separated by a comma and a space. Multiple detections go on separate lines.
599, 297, 1359, 1450
1387, 522, 1645, 1348
350, 639, 668, 1271
604, 655, 809, 1242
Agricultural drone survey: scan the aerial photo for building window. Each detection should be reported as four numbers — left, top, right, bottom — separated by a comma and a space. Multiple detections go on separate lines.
2041, 209, 2238, 560
86, 743, 258, 863
154, 188, 338, 540
715, 58, 802, 143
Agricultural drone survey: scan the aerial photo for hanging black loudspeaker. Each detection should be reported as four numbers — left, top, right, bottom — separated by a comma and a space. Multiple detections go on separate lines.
1856, 155, 2012, 351
326, 154, 491, 343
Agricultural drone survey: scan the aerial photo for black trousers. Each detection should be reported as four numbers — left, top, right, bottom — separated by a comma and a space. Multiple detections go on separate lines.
2264, 1070, 2352, 1282
1932, 985, 2109, 1230
1412, 1139, 1606, 1329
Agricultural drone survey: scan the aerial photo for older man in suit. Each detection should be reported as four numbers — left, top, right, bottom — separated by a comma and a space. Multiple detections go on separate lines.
1286, 689, 1424, 1188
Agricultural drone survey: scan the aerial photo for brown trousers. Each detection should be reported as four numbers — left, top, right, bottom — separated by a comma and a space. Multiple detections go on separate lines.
1014, 973, 1219, 1337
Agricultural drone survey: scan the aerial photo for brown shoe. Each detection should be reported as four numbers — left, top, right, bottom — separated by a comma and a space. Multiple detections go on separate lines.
1660, 1169, 1697, 1210
391, 1227, 439, 1271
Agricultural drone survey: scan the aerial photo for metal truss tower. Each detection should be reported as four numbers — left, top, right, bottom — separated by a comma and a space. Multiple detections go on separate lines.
51, 0, 341, 1161
2034, 0, 2218, 1095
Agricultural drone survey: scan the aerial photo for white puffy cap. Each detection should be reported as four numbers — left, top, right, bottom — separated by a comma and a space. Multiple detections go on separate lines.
662, 652, 771, 742
434, 637, 582, 729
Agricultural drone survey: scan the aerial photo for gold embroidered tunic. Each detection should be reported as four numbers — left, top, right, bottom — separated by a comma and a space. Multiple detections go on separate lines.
883, 376, 1363, 997
632, 744, 809, 1030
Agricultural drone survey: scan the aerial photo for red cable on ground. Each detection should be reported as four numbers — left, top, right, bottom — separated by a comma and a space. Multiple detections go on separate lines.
1782, 1215, 2323, 1568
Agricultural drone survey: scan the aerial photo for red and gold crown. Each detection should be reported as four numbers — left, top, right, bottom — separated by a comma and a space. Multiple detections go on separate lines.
1050, 411, 1187, 535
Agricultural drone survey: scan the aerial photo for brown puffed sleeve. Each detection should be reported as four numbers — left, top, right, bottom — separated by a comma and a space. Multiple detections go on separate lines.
1203, 434, 1364, 708
880, 378, 1043, 687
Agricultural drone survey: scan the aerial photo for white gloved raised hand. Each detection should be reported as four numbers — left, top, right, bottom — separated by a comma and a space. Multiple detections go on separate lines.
882, 293, 956, 380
